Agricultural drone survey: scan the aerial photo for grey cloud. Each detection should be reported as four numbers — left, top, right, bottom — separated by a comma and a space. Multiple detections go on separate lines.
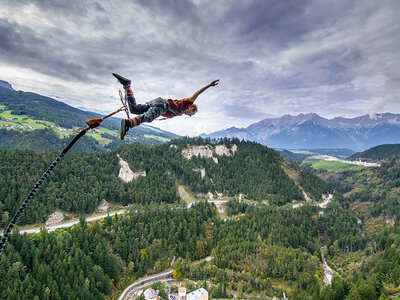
135, 0, 200, 23
92, 2, 105, 12
0, 19, 88, 81
9, 0, 90, 17
223, 0, 310, 46
0, 0, 399, 132
340, 48, 363, 65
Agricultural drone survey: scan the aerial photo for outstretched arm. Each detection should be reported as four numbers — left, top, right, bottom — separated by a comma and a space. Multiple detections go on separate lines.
188, 79, 219, 103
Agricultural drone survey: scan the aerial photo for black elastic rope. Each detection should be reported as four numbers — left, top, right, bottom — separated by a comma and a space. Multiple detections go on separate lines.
0, 129, 87, 255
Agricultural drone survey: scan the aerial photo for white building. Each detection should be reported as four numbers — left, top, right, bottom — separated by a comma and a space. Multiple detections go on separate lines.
178, 287, 187, 300
186, 288, 208, 300
144, 288, 159, 300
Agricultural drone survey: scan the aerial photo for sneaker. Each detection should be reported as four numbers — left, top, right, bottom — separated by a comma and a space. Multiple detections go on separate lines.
120, 119, 131, 140
112, 73, 131, 87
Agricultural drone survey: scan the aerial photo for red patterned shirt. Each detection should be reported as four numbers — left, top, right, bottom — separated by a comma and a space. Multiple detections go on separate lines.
162, 97, 193, 118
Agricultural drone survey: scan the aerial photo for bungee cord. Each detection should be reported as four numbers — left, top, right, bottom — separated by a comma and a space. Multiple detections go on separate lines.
0, 90, 130, 255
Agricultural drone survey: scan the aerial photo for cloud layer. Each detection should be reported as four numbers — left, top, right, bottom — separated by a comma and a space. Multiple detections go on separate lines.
1, 0, 399, 135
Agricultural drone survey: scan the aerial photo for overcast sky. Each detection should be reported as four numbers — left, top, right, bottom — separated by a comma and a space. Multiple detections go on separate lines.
0, 0, 399, 136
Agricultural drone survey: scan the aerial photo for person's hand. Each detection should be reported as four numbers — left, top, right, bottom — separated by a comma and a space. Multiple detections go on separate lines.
210, 79, 219, 86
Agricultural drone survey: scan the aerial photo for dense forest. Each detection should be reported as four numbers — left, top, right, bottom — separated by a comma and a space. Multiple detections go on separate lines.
1, 198, 398, 299
0, 145, 179, 226
0, 137, 399, 299
299, 170, 329, 200
0, 202, 215, 299
177, 198, 388, 299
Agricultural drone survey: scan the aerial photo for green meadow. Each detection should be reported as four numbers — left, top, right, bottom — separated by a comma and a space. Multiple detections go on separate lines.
144, 134, 170, 142
304, 158, 366, 172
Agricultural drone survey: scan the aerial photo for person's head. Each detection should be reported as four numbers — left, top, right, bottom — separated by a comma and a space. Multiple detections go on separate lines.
184, 104, 198, 117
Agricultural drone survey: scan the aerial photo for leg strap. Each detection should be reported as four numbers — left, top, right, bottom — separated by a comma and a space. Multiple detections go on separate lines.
129, 116, 141, 127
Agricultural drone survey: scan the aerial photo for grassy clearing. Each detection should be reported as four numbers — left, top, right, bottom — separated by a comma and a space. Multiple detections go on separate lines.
0, 110, 28, 120
178, 185, 197, 204
217, 204, 228, 220
96, 127, 117, 135
290, 150, 316, 155
144, 134, 170, 142
0, 120, 19, 126
0, 110, 57, 129
0, 111, 114, 142
86, 133, 111, 141
282, 163, 300, 184
269, 278, 295, 294
145, 126, 163, 133
305, 158, 365, 172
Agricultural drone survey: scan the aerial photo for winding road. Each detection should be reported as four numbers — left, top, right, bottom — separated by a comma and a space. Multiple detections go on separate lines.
16, 209, 127, 235
118, 269, 173, 300
293, 193, 333, 209
13, 200, 230, 235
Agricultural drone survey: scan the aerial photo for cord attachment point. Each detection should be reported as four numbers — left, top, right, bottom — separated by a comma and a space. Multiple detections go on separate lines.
86, 118, 103, 129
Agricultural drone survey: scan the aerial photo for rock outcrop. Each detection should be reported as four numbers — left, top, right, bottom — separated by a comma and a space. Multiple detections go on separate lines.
45, 210, 65, 226
193, 168, 206, 178
117, 155, 146, 182
182, 144, 237, 163
98, 199, 109, 212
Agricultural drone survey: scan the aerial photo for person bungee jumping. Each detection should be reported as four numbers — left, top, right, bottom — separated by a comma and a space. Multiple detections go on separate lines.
112, 73, 219, 140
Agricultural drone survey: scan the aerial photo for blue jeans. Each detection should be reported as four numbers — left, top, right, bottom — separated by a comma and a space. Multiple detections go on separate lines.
128, 96, 169, 123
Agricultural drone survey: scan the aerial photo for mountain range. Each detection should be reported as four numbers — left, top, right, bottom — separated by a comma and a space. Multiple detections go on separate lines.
202, 113, 400, 151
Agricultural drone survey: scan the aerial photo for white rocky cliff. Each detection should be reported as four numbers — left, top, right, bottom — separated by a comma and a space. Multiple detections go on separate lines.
117, 155, 146, 182
181, 144, 237, 163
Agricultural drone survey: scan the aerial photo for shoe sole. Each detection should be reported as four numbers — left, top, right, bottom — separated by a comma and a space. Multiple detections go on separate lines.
120, 119, 126, 140
112, 73, 131, 86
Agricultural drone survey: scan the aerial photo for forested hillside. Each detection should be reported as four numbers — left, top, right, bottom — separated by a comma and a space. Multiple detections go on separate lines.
0, 88, 107, 129
0, 138, 303, 226
0, 87, 180, 150
348, 144, 400, 161
155, 137, 303, 204
327, 158, 400, 224
299, 170, 329, 200
0, 128, 104, 152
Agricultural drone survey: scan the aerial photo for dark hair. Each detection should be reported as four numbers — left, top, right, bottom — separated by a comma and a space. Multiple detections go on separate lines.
190, 104, 198, 114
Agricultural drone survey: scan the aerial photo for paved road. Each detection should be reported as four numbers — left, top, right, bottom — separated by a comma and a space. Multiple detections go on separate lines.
118, 269, 173, 300
293, 194, 333, 209
17, 209, 127, 235
119, 256, 208, 300
318, 194, 333, 208
187, 200, 228, 208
